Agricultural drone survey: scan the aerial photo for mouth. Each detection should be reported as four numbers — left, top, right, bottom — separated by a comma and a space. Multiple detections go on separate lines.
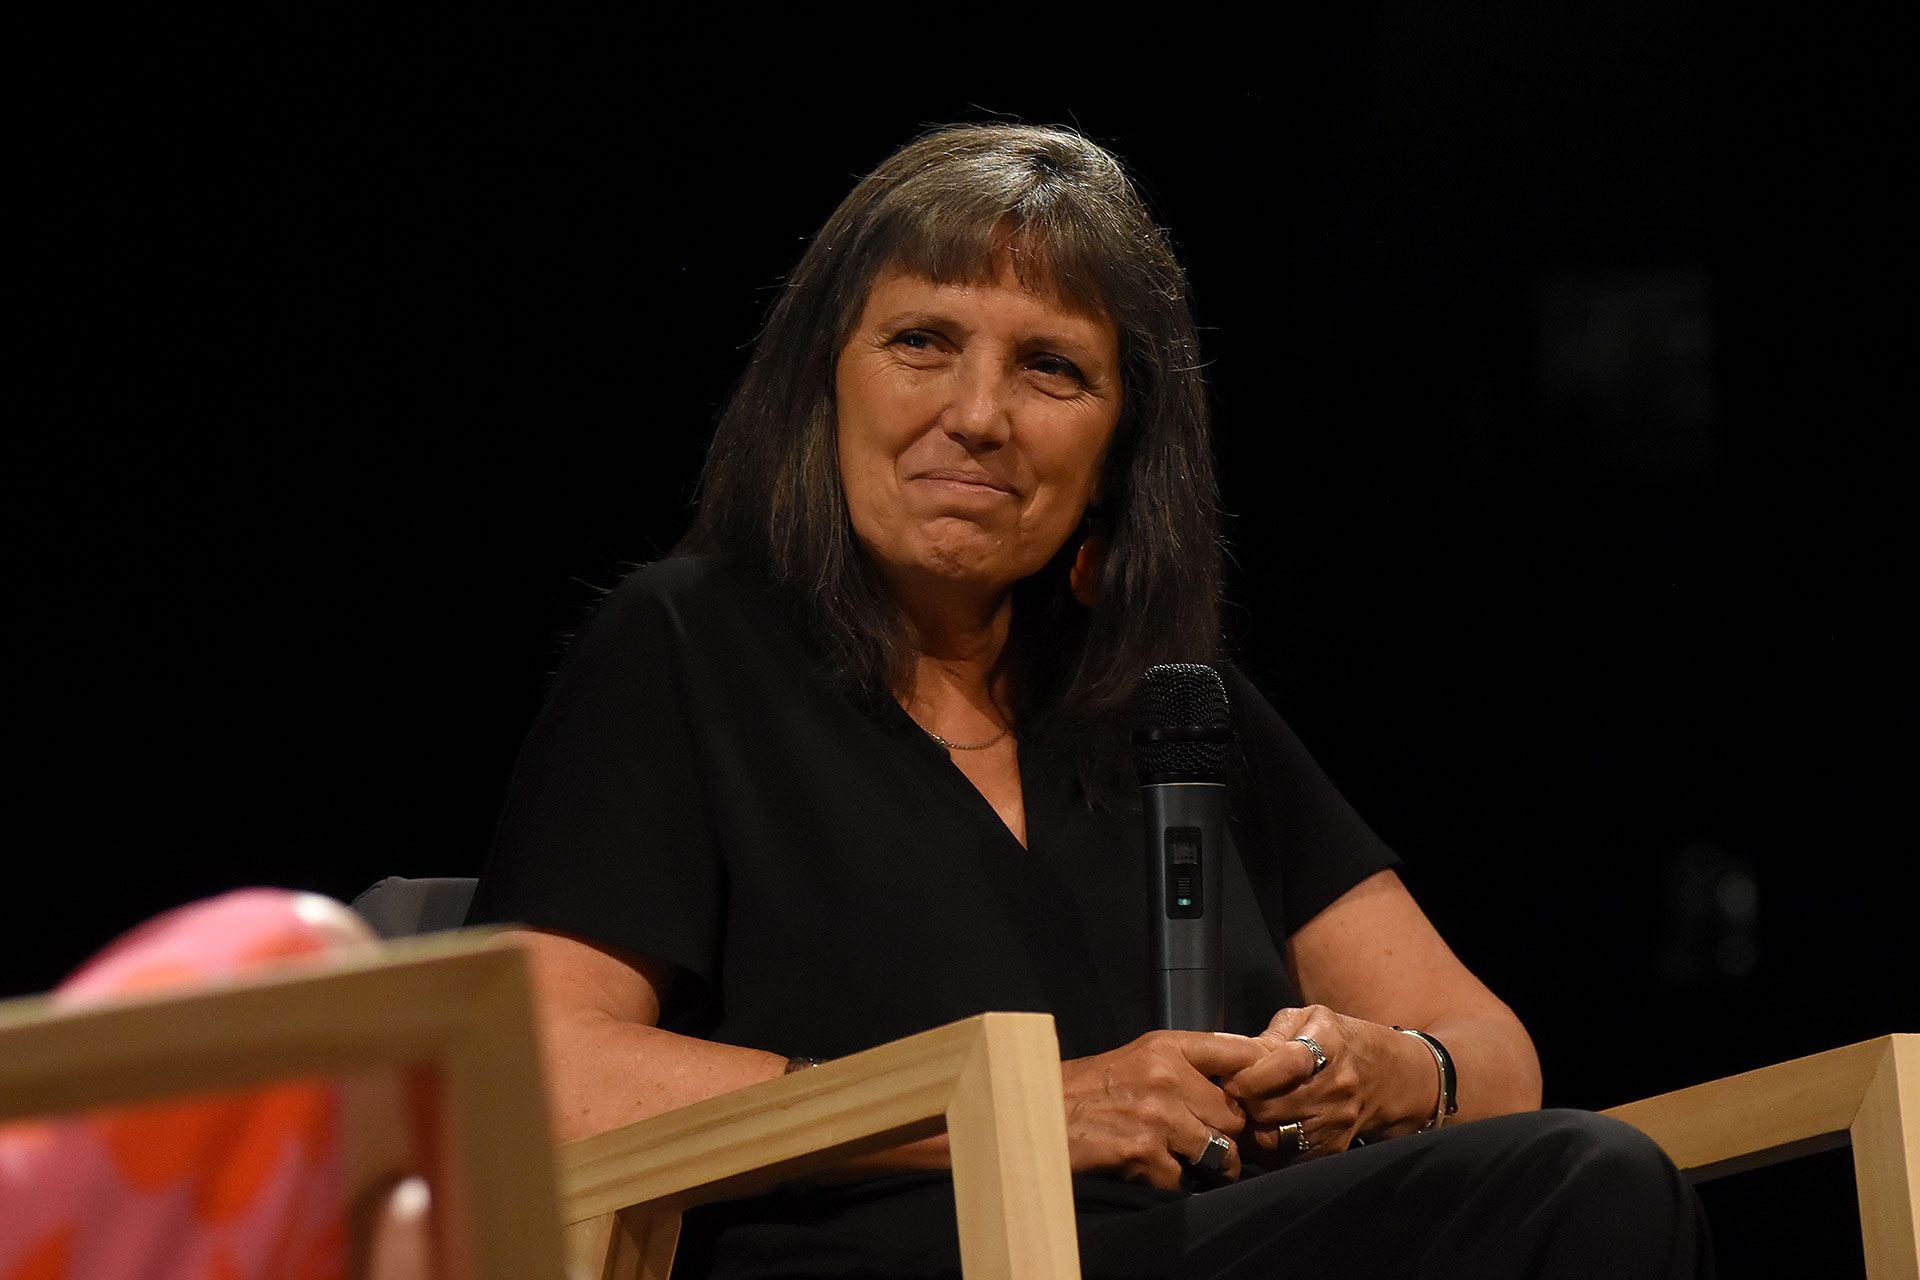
910, 469, 1017, 497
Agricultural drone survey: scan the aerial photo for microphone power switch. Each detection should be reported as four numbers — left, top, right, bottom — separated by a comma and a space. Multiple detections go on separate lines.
1164, 826, 1204, 918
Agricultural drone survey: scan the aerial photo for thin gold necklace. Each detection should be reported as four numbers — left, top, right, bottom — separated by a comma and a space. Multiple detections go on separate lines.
908, 713, 1012, 751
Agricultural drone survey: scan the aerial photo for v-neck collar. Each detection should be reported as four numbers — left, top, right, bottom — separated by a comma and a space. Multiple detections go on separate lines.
877, 695, 1044, 855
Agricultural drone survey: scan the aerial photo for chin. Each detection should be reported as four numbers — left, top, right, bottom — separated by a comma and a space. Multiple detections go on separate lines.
916, 551, 1006, 585
902, 531, 1020, 588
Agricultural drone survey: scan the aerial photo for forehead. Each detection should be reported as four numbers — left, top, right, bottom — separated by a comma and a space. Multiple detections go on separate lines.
856, 259, 1117, 346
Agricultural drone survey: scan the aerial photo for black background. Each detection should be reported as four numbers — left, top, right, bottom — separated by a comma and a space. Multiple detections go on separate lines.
15, 9, 1913, 1273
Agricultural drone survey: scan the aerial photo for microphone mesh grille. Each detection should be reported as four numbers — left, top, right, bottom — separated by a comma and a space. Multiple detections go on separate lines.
1134, 664, 1232, 779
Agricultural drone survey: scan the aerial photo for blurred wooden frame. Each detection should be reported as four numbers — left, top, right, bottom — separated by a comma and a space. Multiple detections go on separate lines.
6, 913, 1902, 1280
556, 1011, 1080, 1280
551, 1024, 1919, 1280
0, 931, 566, 1280
1603, 1034, 1918, 1280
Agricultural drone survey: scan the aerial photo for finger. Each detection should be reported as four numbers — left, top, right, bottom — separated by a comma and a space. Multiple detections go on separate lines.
1168, 1031, 1269, 1078
1247, 1119, 1314, 1164
1143, 1112, 1209, 1191
1191, 1132, 1243, 1183
1222, 1045, 1317, 1103
1251, 1028, 1328, 1090
1175, 1119, 1243, 1184
1232, 1072, 1317, 1127
1144, 1055, 1246, 1136
1248, 1120, 1323, 1159
1165, 1050, 1252, 1134
1261, 1007, 1312, 1040
1186, 1084, 1246, 1137
1134, 1136, 1189, 1192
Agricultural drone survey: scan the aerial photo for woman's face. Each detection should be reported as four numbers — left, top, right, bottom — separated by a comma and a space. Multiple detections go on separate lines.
834, 255, 1123, 610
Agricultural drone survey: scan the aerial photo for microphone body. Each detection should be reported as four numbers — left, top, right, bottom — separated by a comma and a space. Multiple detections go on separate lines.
1134, 664, 1234, 1033
1143, 779, 1228, 1031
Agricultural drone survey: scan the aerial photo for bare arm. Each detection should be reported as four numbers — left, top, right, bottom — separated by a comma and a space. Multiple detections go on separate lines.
508, 926, 791, 1140
1223, 868, 1541, 1154
1283, 868, 1542, 1125
514, 925, 1266, 1190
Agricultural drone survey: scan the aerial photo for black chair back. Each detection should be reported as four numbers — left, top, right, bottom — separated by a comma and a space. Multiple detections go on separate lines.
351, 876, 479, 940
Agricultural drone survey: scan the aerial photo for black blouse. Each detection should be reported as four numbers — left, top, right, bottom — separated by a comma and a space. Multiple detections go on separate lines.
468, 555, 1404, 1062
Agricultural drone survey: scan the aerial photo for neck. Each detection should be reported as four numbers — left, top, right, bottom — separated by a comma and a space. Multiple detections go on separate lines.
886, 576, 1015, 736
886, 570, 1011, 670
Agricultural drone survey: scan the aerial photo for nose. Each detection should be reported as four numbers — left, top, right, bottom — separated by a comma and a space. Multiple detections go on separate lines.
939, 353, 1013, 451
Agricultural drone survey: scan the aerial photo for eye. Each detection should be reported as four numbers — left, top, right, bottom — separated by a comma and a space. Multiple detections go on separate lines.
1031, 354, 1087, 384
891, 330, 939, 351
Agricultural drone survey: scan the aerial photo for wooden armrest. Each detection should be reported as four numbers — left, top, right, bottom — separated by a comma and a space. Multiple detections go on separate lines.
1601, 1033, 1917, 1280
556, 1011, 1079, 1280
0, 930, 567, 1280
1599, 1033, 1913, 1177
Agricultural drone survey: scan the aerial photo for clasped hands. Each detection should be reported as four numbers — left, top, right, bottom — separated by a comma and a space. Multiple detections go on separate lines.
1059, 1006, 1401, 1191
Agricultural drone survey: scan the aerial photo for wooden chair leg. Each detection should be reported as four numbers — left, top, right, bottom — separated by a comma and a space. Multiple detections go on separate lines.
946, 1014, 1081, 1280
342, 1069, 423, 1273
1852, 1037, 1920, 1280
565, 1208, 681, 1280
564, 1213, 616, 1280
619, 1208, 683, 1280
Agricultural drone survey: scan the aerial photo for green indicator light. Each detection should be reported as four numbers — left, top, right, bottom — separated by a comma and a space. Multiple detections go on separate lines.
1177, 897, 1193, 906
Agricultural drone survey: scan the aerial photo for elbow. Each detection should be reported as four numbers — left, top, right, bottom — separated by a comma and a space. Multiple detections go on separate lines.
1519, 1054, 1545, 1113
1459, 1005, 1543, 1119
533, 1008, 624, 1145
538, 1045, 595, 1145
1508, 1015, 1545, 1113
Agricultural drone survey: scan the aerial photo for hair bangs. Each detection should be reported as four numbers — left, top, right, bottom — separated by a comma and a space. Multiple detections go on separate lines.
863, 178, 1123, 328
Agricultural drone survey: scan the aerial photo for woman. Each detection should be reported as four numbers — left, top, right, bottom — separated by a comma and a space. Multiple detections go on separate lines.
468, 123, 1712, 1277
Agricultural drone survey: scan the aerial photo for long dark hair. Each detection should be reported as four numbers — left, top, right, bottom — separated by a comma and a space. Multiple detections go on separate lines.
676, 122, 1223, 806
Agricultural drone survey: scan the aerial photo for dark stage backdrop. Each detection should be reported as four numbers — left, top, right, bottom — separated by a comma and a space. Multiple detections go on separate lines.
16, 10, 1912, 1275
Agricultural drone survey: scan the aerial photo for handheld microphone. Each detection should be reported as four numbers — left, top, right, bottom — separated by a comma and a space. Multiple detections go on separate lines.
1134, 664, 1233, 1031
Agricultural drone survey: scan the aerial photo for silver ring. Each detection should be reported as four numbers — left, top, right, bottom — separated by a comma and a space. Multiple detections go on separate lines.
1275, 1120, 1311, 1158
1195, 1132, 1232, 1173
1292, 1035, 1329, 1075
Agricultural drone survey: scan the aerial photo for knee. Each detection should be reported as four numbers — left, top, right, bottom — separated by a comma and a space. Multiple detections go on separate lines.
1536, 1108, 1680, 1173
1508, 1108, 1693, 1210
1500, 1109, 1711, 1272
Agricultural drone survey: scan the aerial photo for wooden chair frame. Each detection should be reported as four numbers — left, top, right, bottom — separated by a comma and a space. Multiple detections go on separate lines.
554, 1024, 1918, 1280
0, 932, 567, 1280
6, 913, 1907, 1280
557, 1012, 1079, 1280
1603, 1033, 1918, 1280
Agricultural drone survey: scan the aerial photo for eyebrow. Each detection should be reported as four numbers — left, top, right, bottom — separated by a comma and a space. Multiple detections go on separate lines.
873, 310, 1112, 367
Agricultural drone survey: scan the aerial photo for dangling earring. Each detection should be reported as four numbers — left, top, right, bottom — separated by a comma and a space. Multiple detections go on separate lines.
1070, 535, 1106, 608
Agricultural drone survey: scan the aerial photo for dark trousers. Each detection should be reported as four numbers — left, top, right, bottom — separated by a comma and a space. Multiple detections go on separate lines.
686, 1109, 1716, 1279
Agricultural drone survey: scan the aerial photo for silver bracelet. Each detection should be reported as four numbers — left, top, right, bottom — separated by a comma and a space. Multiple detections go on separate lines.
1394, 1027, 1457, 1132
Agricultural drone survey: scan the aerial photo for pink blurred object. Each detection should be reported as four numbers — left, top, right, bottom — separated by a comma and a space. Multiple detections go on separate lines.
0, 888, 380, 1280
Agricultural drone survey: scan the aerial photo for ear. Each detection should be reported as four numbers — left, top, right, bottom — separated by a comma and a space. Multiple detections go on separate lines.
1069, 535, 1106, 608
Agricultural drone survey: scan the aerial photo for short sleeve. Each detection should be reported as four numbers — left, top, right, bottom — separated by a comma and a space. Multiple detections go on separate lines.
466, 571, 724, 988
1222, 666, 1405, 938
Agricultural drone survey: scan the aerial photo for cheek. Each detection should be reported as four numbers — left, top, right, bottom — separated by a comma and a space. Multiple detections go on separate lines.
1048, 421, 1118, 506
834, 429, 882, 525
837, 369, 925, 464
833, 395, 907, 537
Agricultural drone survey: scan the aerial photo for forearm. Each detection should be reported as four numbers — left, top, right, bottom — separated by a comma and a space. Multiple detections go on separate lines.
806, 1133, 954, 1180
542, 1012, 957, 1176
1371, 1007, 1542, 1138
523, 912, 1250, 1186
542, 1012, 789, 1143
